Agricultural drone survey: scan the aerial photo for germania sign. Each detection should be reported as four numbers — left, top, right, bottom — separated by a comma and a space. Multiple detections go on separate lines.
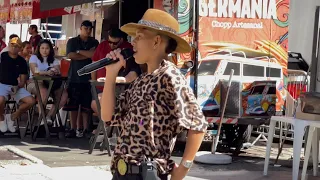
199, 0, 278, 20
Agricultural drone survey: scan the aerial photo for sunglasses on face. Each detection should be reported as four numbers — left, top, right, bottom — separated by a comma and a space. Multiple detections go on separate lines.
108, 40, 120, 46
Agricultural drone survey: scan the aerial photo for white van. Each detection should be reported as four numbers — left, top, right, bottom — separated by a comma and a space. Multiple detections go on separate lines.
191, 50, 284, 111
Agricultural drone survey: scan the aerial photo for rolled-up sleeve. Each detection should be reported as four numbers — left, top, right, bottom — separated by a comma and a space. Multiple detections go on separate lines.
163, 69, 208, 133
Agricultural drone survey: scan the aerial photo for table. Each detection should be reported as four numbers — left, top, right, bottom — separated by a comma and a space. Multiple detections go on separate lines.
263, 116, 320, 180
89, 80, 129, 155
32, 75, 68, 143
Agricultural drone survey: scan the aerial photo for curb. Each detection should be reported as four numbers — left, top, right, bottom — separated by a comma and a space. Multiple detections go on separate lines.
1, 145, 43, 164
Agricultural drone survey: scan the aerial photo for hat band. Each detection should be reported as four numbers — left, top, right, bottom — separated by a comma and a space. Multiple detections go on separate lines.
138, 19, 177, 34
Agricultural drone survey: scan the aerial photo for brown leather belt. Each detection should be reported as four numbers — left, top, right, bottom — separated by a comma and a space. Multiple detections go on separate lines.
116, 159, 168, 179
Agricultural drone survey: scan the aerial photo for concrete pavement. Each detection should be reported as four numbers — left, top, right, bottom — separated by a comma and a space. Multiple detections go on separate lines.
0, 164, 320, 180
0, 138, 320, 179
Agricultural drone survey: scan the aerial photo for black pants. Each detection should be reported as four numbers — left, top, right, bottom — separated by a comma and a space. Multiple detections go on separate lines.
112, 172, 168, 180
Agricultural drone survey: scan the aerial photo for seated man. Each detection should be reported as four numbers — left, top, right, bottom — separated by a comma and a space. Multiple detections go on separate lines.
91, 28, 141, 116
0, 37, 36, 133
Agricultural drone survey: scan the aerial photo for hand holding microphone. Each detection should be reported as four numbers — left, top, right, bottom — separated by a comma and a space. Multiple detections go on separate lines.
77, 48, 133, 76
105, 48, 126, 74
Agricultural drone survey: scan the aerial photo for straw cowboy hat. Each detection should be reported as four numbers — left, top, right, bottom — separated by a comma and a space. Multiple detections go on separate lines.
121, 9, 191, 53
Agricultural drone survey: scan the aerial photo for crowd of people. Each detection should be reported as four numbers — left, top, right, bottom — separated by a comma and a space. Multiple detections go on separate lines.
0, 20, 142, 138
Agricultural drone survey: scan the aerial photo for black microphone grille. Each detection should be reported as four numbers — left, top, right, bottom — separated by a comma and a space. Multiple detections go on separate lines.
121, 48, 134, 60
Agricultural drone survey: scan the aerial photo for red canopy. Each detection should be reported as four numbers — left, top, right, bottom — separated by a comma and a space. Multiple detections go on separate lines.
32, 1, 76, 19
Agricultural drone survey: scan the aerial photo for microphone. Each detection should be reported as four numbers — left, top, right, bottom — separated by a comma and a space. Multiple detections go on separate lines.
77, 48, 134, 76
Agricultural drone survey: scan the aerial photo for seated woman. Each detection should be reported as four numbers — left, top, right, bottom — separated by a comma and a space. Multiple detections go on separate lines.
27, 40, 67, 125
19, 41, 32, 62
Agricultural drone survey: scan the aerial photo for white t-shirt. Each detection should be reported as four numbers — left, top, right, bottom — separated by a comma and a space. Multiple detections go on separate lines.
29, 55, 59, 78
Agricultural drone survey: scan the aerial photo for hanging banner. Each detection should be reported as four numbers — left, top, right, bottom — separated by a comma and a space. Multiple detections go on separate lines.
153, 0, 178, 19
0, 0, 10, 24
80, 3, 95, 16
10, 0, 33, 23
95, 17, 103, 43
73, 5, 81, 12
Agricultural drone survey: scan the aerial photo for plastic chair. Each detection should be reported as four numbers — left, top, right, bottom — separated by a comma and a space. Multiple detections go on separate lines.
301, 125, 319, 180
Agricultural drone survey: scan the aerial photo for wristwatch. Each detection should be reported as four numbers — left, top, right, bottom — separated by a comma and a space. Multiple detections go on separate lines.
76, 50, 80, 54
181, 160, 193, 169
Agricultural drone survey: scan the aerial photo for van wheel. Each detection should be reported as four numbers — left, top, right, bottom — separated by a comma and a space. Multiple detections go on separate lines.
266, 105, 276, 116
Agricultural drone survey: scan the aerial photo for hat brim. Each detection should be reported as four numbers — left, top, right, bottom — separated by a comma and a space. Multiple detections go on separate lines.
10, 43, 22, 48
121, 23, 191, 53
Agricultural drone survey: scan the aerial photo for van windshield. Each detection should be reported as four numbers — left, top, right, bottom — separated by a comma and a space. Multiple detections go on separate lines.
198, 60, 220, 76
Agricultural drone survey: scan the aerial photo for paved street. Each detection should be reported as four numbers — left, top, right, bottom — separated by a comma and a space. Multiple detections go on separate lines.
0, 137, 319, 179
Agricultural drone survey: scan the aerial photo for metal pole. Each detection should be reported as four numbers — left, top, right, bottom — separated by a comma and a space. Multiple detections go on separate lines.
212, 70, 234, 154
20, 24, 22, 38
310, 7, 320, 91
100, 0, 103, 18
45, 18, 48, 39
193, 0, 199, 97
148, 0, 151, 8
118, 0, 122, 28
26, 23, 29, 40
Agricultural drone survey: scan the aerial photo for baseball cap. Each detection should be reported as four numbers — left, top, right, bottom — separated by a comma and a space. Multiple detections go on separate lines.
81, 20, 93, 28
9, 37, 22, 48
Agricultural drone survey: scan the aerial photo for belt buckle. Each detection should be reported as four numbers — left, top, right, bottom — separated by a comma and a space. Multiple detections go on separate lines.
117, 159, 127, 175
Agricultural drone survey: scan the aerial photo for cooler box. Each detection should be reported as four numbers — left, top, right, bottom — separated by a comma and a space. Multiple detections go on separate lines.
60, 59, 70, 77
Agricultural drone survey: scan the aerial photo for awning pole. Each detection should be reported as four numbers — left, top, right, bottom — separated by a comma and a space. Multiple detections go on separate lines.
100, 0, 103, 18
20, 24, 22, 38
46, 18, 48, 38
118, 0, 122, 27
26, 23, 29, 40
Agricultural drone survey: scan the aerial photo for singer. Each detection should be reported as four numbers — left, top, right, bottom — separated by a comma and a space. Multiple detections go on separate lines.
101, 9, 208, 180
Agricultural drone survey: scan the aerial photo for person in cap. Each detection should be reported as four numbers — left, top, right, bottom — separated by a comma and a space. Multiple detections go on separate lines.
64, 20, 99, 138
101, 9, 208, 180
0, 34, 19, 55
28, 24, 42, 52
0, 37, 36, 133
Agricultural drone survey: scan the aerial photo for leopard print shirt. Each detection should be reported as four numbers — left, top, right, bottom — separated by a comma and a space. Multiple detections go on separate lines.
108, 60, 208, 174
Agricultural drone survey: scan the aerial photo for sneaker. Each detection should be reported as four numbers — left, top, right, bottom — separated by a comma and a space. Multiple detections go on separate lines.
6, 114, 16, 133
0, 115, 7, 133
46, 116, 53, 126
65, 129, 76, 138
76, 129, 84, 138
